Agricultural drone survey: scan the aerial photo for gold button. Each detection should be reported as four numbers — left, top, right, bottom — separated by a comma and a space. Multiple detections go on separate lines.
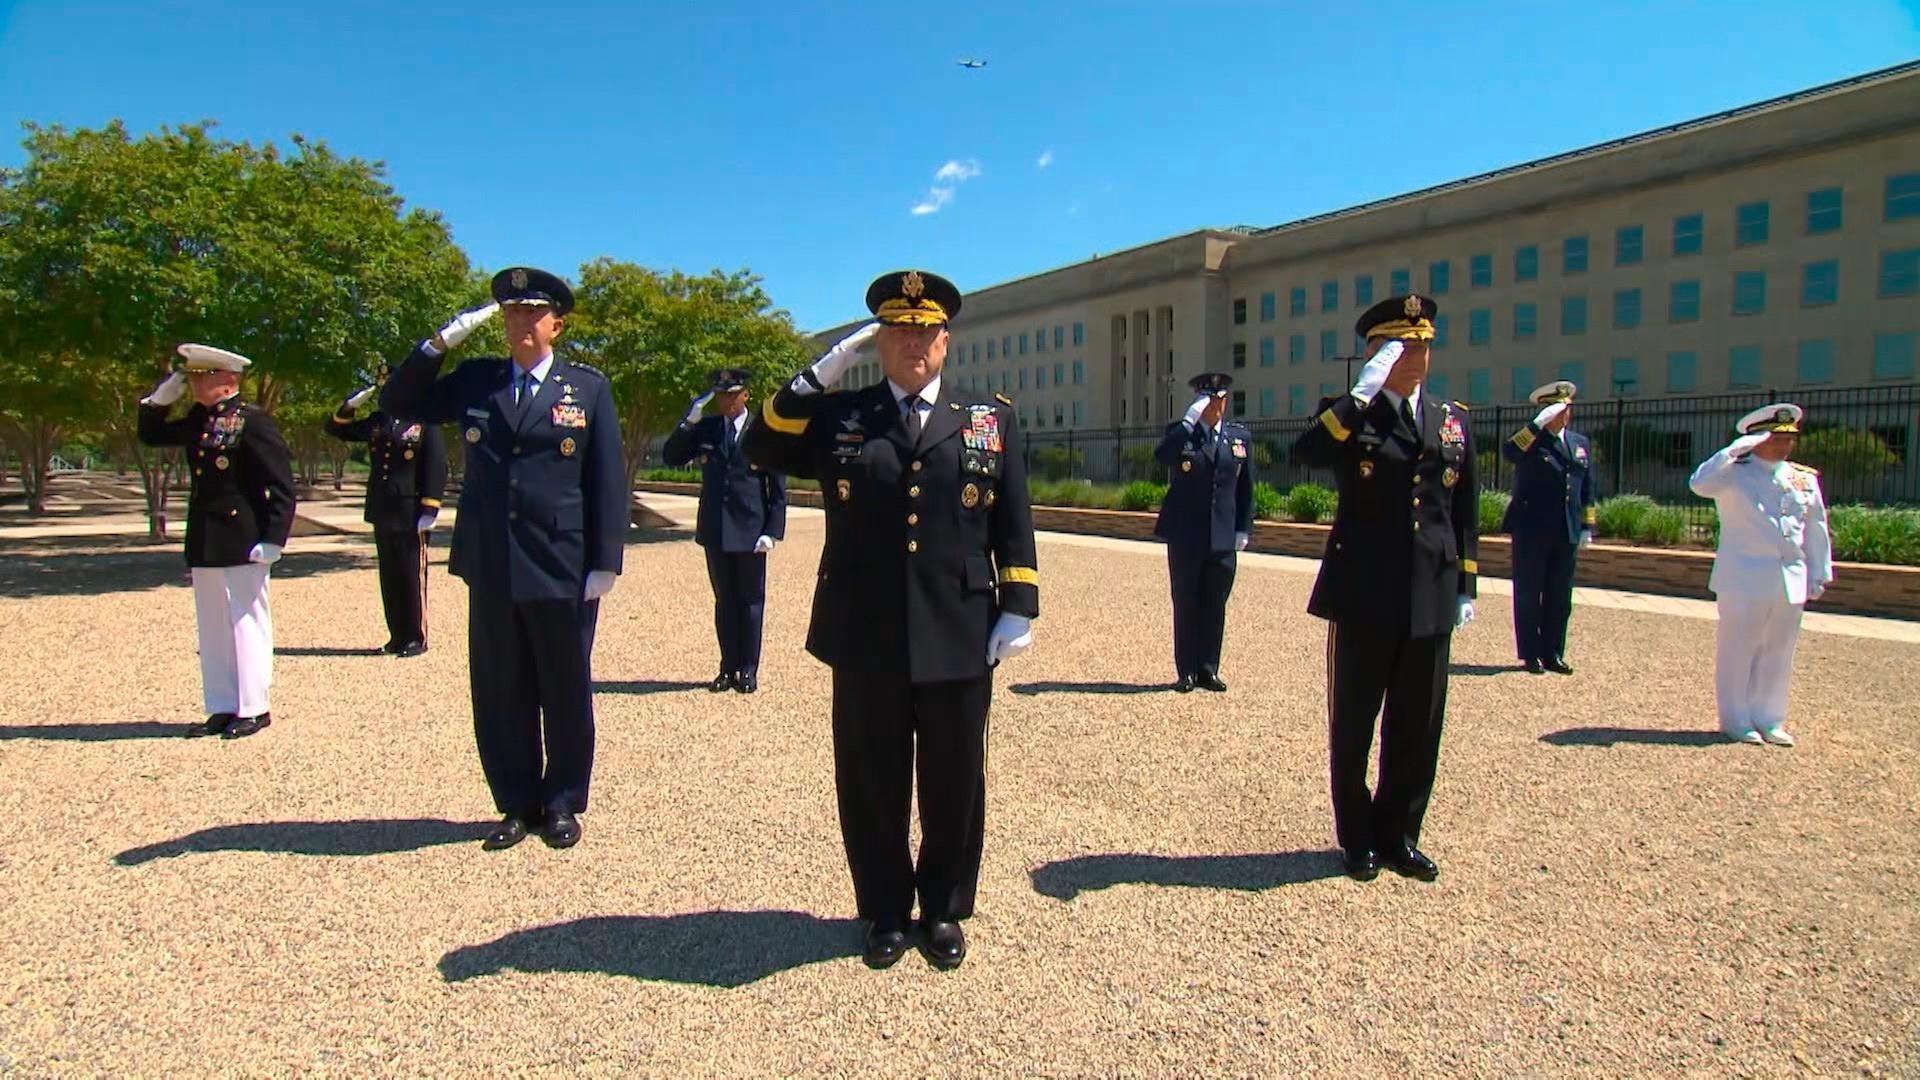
509, 511, 519, 521
513, 445, 522, 455
907, 540, 918, 553
911, 461, 923, 472
909, 485, 921, 497
908, 514, 919, 525
1412, 497, 1420, 507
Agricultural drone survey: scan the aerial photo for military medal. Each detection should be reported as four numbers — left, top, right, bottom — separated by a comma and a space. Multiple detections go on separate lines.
551, 404, 588, 428
961, 482, 980, 508
1231, 441, 1247, 458
1358, 459, 1374, 479
985, 489, 997, 508
215, 455, 230, 471
559, 437, 577, 457
465, 427, 481, 444
1181, 460, 1192, 473
404, 449, 415, 460
1442, 466, 1458, 488
836, 478, 851, 502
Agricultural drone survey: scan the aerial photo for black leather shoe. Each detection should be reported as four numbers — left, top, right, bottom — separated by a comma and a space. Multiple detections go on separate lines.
1197, 673, 1229, 692
1522, 658, 1545, 674
1343, 848, 1380, 881
222, 713, 271, 739
378, 640, 402, 655
541, 811, 582, 849
394, 640, 427, 658
481, 816, 530, 851
1544, 657, 1574, 675
735, 672, 758, 694
191, 713, 237, 738
921, 919, 967, 970
1381, 845, 1439, 882
1174, 675, 1196, 693
862, 923, 909, 969
708, 672, 735, 693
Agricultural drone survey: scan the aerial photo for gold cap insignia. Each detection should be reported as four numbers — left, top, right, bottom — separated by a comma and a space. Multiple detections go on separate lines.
465, 427, 481, 444
836, 478, 851, 502
961, 482, 980, 508
1777, 409, 1794, 423
1181, 460, 1192, 472
511, 268, 528, 289
1358, 459, 1375, 479
901, 271, 925, 299
1403, 295, 1422, 319
559, 437, 576, 457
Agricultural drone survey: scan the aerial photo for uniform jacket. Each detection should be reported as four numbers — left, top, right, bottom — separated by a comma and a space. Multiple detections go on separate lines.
1294, 391, 1479, 638
138, 395, 297, 568
380, 345, 626, 602
1689, 450, 1834, 606
1501, 422, 1596, 544
661, 413, 788, 553
1153, 419, 1256, 554
325, 409, 448, 532
741, 379, 1039, 685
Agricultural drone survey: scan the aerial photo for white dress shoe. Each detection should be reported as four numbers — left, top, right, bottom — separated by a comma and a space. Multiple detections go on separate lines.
1724, 726, 1764, 744
1758, 725, 1796, 747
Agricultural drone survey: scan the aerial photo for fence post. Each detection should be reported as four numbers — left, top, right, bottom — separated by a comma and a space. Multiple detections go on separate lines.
1067, 428, 1077, 481
1611, 396, 1626, 496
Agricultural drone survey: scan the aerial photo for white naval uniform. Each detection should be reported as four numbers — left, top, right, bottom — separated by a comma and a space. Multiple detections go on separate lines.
1688, 448, 1834, 737
192, 564, 275, 717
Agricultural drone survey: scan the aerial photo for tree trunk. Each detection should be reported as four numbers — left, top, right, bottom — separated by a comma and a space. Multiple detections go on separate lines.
5, 418, 64, 514
111, 423, 174, 540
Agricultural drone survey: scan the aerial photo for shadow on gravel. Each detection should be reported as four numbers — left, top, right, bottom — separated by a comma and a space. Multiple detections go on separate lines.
1540, 727, 1726, 748
1009, 681, 1172, 696
1449, 663, 1526, 676
0, 544, 367, 598
0, 721, 195, 742
276, 645, 384, 657
114, 818, 491, 865
438, 911, 863, 989
1030, 851, 1343, 901
593, 679, 710, 695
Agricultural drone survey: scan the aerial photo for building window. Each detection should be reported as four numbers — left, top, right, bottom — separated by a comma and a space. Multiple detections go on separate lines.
1797, 339, 1835, 385
1669, 280, 1701, 323
1053, 361, 1064, 385
1390, 268, 1410, 295
1072, 322, 1084, 346
1288, 385, 1305, 416
1609, 357, 1638, 396
1428, 260, 1451, 294
1259, 293, 1275, 322
1560, 361, 1587, 390
1673, 212, 1703, 256
1616, 225, 1643, 266
1880, 247, 1920, 298
1736, 200, 1770, 246
1319, 280, 1337, 312
1289, 287, 1307, 317
1036, 327, 1047, 353
1514, 302, 1538, 340
1806, 187, 1843, 234
1433, 314, 1450, 348
1002, 335, 1011, 356
971, 343, 980, 364
1666, 351, 1697, 393
1561, 295, 1587, 335
1468, 368, 1492, 404
1232, 342, 1246, 369
1259, 337, 1275, 367
1470, 253, 1492, 288
1319, 329, 1337, 361
986, 340, 995, 360
1613, 288, 1642, 330
1053, 403, 1064, 425
1801, 260, 1839, 307
1515, 245, 1539, 282
1054, 326, 1064, 350
1354, 274, 1373, 307
1427, 372, 1450, 401
1036, 366, 1046, 388
1259, 387, 1276, 417
1231, 390, 1246, 417
1510, 366, 1535, 403
1072, 400, 1085, 425
1072, 360, 1084, 385
1729, 346, 1763, 388
1232, 299, 1246, 325
1288, 334, 1305, 365
1118, 399, 1125, 423
1732, 271, 1767, 315
1887, 173, 1920, 221
1020, 333, 1030, 355
1874, 333, 1916, 381
1018, 368, 1027, 389
1468, 308, 1491, 345
1563, 235, 1588, 275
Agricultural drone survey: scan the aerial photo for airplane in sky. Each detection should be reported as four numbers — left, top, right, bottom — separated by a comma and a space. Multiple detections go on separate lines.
956, 58, 987, 69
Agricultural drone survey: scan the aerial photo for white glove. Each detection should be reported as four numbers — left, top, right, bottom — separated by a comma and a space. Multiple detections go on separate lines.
1579, 529, 1593, 549
1183, 393, 1213, 426
1350, 340, 1404, 404
683, 390, 716, 425
416, 511, 438, 533
247, 543, 283, 565
986, 612, 1034, 665
1454, 598, 1475, 630
1533, 402, 1568, 429
1729, 432, 1769, 458
753, 535, 777, 554
1808, 584, 1825, 602
794, 322, 881, 395
583, 570, 616, 602
345, 385, 377, 411
430, 302, 500, 353
1234, 531, 1249, 552
142, 371, 187, 407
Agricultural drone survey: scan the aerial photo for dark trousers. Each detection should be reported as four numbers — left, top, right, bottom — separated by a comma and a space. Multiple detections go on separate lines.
1168, 545, 1236, 678
373, 528, 427, 646
830, 667, 992, 926
1511, 534, 1578, 662
1325, 622, 1450, 854
467, 588, 600, 819
704, 547, 767, 677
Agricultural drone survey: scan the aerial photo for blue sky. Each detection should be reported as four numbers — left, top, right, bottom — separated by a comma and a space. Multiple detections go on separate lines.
2, 1, 1917, 331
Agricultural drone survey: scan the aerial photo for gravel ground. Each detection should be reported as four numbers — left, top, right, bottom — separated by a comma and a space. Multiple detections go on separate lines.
1, 506, 1916, 1078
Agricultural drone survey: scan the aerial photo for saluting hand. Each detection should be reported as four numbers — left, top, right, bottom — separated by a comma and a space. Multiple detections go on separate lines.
142, 371, 187, 407
344, 385, 377, 411
1729, 432, 1769, 458
1533, 402, 1568, 430
798, 321, 881, 393
684, 389, 716, 425
431, 302, 500, 353
1350, 341, 1403, 403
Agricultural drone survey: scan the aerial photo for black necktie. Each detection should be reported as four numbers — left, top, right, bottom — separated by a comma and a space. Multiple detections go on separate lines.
903, 395, 923, 446
1401, 397, 1417, 433
723, 415, 737, 453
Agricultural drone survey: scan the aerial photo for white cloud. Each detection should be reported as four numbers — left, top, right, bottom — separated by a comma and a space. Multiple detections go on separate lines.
1036, 150, 1054, 169
911, 189, 952, 216
934, 158, 982, 183
912, 158, 981, 216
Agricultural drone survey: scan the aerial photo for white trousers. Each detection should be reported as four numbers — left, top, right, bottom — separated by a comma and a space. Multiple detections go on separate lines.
191, 564, 274, 717
1714, 589, 1803, 733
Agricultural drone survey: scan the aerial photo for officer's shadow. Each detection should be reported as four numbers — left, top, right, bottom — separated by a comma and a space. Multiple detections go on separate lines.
1540, 727, 1726, 748
437, 911, 863, 989
1030, 851, 1344, 901
1009, 680, 1173, 696
113, 818, 493, 865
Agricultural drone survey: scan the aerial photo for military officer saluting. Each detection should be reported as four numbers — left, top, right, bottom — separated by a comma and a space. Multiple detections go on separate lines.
742, 270, 1039, 971
1689, 403, 1833, 746
1502, 380, 1596, 675
138, 344, 298, 739
381, 267, 627, 851
1154, 372, 1254, 692
663, 367, 787, 693
326, 371, 448, 657
1294, 294, 1477, 883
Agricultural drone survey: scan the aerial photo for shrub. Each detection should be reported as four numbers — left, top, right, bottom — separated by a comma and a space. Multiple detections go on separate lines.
1478, 490, 1510, 535
1251, 482, 1284, 521
1031, 445, 1085, 481
1828, 505, 1920, 566
1593, 493, 1657, 539
1795, 428, 1899, 495
1284, 483, 1338, 524
1636, 505, 1689, 546
1118, 444, 1160, 482
1119, 481, 1168, 512
638, 468, 701, 483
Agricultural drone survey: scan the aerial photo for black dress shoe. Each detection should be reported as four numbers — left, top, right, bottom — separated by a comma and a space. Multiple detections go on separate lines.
1380, 845, 1439, 881
379, 640, 403, 655
541, 810, 582, 849
862, 922, 909, 969
1174, 675, 1196, 693
921, 919, 967, 970
1521, 658, 1545, 674
1197, 673, 1229, 692
1343, 848, 1380, 881
735, 672, 758, 694
481, 816, 530, 851
708, 672, 735, 693
222, 713, 271, 739
394, 640, 428, 658
1544, 657, 1574, 675
191, 713, 237, 738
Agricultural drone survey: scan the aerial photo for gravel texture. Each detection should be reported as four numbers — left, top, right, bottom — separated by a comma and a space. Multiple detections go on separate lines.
1, 504, 1916, 1078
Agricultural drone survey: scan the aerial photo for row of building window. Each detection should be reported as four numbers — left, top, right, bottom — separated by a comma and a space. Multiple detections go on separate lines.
1230, 173, 1920, 325
952, 322, 1085, 365
951, 361, 1087, 394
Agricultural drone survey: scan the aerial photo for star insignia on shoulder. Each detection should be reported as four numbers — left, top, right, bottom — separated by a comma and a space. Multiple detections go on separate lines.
994, 392, 1014, 406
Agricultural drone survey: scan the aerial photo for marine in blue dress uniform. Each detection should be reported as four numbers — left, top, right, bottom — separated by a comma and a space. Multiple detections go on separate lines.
1501, 380, 1596, 675
1153, 372, 1255, 692
380, 267, 627, 852
662, 366, 788, 693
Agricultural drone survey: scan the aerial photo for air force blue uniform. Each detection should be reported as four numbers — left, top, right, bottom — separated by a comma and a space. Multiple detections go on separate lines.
663, 411, 787, 683
1501, 421, 1596, 666
1153, 415, 1254, 684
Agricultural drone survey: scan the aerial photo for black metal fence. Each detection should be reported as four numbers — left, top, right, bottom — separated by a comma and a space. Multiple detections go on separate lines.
1020, 383, 1920, 520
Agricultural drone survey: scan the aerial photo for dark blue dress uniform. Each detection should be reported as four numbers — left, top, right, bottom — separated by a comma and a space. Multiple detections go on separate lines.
1293, 294, 1476, 878
139, 394, 298, 568
1502, 385, 1596, 671
325, 406, 448, 652
741, 270, 1039, 942
380, 269, 626, 829
1153, 374, 1254, 689
662, 371, 788, 690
